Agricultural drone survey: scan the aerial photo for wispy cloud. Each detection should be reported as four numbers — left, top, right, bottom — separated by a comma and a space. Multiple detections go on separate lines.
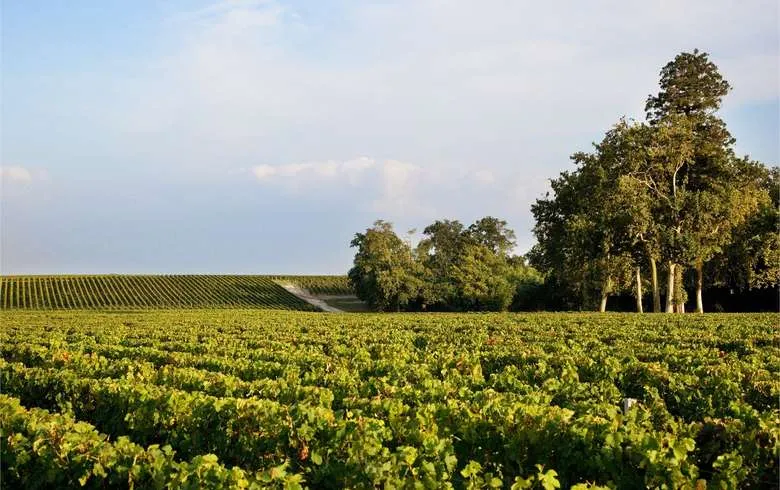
252, 157, 376, 183
250, 157, 430, 214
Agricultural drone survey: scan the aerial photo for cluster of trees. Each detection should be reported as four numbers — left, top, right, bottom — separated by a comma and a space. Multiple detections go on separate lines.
348, 217, 542, 312
529, 50, 778, 312
348, 50, 776, 313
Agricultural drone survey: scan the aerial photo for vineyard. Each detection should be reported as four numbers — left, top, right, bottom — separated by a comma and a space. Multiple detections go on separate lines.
0, 275, 352, 310
1, 310, 778, 488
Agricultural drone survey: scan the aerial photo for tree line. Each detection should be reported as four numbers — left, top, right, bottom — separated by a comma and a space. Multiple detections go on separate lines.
348, 217, 542, 312
349, 50, 778, 312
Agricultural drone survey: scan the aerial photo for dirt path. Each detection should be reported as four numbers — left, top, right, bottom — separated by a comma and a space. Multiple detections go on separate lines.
278, 283, 344, 312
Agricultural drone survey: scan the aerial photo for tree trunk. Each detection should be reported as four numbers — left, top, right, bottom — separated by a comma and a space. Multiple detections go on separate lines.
635, 267, 643, 313
674, 266, 685, 313
599, 276, 612, 313
695, 261, 704, 313
665, 262, 675, 313
650, 258, 661, 313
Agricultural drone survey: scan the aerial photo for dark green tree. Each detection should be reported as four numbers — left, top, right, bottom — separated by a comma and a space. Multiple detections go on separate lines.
416, 217, 526, 311
450, 243, 515, 311
531, 121, 641, 311
708, 165, 779, 291
416, 220, 468, 307
348, 220, 425, 312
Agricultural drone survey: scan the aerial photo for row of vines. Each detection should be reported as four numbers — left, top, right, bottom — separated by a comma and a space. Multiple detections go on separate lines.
0, 276, 350, 310
1, 311, 777, 488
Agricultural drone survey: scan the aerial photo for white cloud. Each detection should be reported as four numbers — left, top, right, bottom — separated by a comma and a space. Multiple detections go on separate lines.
372, 160, 426, 215
0, 166, 48, 185
249, 157, 431, 214
379, 160, 419, 199
247, 156, 513, 217
169, 0, 287, 31
0, 166, 32, 183
251, 157, 377, 183
252, 164, 276, 180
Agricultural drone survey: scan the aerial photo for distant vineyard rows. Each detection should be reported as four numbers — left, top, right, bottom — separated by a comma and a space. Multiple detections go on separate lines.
0, 275, 350, 310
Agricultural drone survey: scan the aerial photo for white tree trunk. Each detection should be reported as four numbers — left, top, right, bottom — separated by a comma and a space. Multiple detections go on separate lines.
635, 267, 643, 313
650, 258, 661, 313
599, 276, 611, 312
696, 262, 704, 313
665, 262, 675, 313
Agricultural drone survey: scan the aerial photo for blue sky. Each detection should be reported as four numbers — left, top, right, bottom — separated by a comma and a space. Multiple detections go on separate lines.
2, 0, 778, 274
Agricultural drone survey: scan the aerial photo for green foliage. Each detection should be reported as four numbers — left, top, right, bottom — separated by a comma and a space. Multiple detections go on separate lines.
1, 310, 777, 488
0, 394, 303, 489
507, 263, 546, 312
467, 217, 517, 256
645, 49, 731, 122
530, 122, 641, 309
449, 243, 515, 311
709, 166, 780, 290
350, 217, 539, 312
348, 220, 426, 311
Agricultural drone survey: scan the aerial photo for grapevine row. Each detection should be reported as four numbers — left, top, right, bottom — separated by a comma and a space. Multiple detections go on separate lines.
0, 275, 324, 310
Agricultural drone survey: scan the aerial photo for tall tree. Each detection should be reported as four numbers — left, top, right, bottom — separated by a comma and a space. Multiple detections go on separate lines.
530, 49, 774, 313
643, 50, 764, 312
628, 114, 697, 312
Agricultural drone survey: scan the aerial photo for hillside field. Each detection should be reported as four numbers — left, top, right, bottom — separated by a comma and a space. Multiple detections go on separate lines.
1, 310, 778, 488
0, 275, 352, 310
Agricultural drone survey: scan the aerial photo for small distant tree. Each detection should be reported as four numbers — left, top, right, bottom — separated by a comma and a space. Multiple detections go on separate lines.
348, 220, 425, 312
449, 243, 515, 311
416, 220, 469, 307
